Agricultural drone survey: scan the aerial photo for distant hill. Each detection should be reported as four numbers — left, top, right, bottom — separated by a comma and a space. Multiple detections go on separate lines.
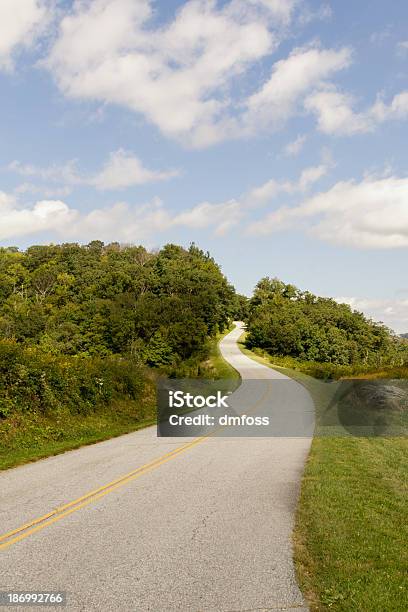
401, 333, 408, 339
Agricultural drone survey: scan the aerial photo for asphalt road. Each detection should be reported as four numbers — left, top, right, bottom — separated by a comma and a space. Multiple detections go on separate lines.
0, 323, 314, 611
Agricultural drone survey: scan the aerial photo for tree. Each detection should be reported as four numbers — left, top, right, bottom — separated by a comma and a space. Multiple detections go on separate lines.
246, 277, 407, 367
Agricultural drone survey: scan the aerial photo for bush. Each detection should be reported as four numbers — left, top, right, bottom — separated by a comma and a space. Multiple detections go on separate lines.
0, 340, 147, 419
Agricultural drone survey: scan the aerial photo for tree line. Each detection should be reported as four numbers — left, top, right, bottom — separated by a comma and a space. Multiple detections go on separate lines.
0, 241, 239, 422
0, 241, 237, 367
244, 277, 408, 370
1, 245, 406, 424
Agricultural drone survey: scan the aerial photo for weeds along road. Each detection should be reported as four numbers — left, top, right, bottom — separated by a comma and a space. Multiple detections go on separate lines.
0, 322, 314, 611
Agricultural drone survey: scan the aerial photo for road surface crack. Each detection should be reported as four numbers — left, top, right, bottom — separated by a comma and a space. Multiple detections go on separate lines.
190, 509, 216, 543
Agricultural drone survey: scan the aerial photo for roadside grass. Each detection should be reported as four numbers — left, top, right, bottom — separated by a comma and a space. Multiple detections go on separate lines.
0, 395, 157, 472
295, 436, 408, 611
200, 325, 241, 382
240, 335, 408, 381
0, 327, 239, 472
240, 339, 408, 611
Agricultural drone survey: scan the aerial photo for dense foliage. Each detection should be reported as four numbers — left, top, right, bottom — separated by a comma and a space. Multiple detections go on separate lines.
0, 241, 237, 460
0, 242, 235, 368
246, 277, 408, 368
0, 340, 147, 420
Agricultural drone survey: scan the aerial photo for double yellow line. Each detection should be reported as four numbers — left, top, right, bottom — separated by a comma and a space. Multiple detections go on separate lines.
0, 435, 208, 551
0, 378, 272, 552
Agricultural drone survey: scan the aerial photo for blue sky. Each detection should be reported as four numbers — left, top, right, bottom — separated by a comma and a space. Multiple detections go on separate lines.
0, 0, 407, 331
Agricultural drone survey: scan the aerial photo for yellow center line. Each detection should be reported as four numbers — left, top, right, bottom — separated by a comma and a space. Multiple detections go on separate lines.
0, 379, 272, 551
0, 436, 207, 550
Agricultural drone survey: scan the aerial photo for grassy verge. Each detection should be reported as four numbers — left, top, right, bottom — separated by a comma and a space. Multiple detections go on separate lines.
200, 325, 241, 381
0, 327, 239, 471
241, 340, 408, 381
0, 392, 157, 471
295, 437, 408, 611
240, 340, 408, 611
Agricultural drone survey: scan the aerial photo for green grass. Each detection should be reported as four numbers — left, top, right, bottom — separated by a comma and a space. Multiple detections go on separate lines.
0, 395, 157, 471
240, 340, 408, 611
0, 327, 239, 472
201, 325, 241, 381
241, 340, 408, 381
295, 437, 408, 611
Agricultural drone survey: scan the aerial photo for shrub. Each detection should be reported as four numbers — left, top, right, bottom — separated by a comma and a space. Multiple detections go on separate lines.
0, 340, 147, 419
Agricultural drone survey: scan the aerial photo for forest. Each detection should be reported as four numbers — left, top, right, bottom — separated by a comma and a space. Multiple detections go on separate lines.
0, 242, 238, 466
1, 243, 407, 467
245, 277, 408, 377
0, 241, 236, 364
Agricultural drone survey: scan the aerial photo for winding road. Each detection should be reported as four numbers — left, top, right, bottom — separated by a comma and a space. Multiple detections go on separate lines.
1, 323, 314, 611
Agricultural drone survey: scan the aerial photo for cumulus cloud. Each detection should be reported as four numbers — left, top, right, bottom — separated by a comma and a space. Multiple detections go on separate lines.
7, 150, 178, 191
298, 2, 332, 25
305, 89, 372, 135
305, 87, 408, 135
0, 0, 51, 70
0, 189, 241, 243
14, 183, 73, 199
246, 159, 331, 206
89, 150, 179, 190
7, 168, 408, 253
336, 296, 408, 334
43, 0, 352, 146
0, 158, 332, 243
371, 91, 408, 122
284, 134, 307, 156
173, 200, 242, 236
8, 159, 80, 184
247, 0, 298, 22
0, 191, 76, 239
248, 175, 408, 249
67, 199, 171, 243
44, 0, 278, 146
242, 45, 352, 133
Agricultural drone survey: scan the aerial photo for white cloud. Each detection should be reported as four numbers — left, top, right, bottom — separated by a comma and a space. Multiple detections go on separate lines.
0, 193, 164, 243
371, 91, 408, 122
45, 0, 281, 146
8, 159, 80, 184
396, 40, 408, 54
242, 45, 352, 133
0, 0, 51, 70
176, 160, 332, 233
7, 150, 178, 191
284, 134, 307, 156
246, 159, 331, 206
89, 149, 179, 190
0, 190, 241, 243
244, 0, 299, 23
0, 158, 332, 244
297, 164, 329, 190
305, 89, 372, 135
173, 199, 242, 236
67, 199, 171, 243
305, 87, 408, 135
369, 26, 393, 46
14, 183, 73, 198
44, 1, 353, 146
336, 296, 408, 334
0, 191, 76, 239
248, 175, 408, 249
298, 2, 332, 25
